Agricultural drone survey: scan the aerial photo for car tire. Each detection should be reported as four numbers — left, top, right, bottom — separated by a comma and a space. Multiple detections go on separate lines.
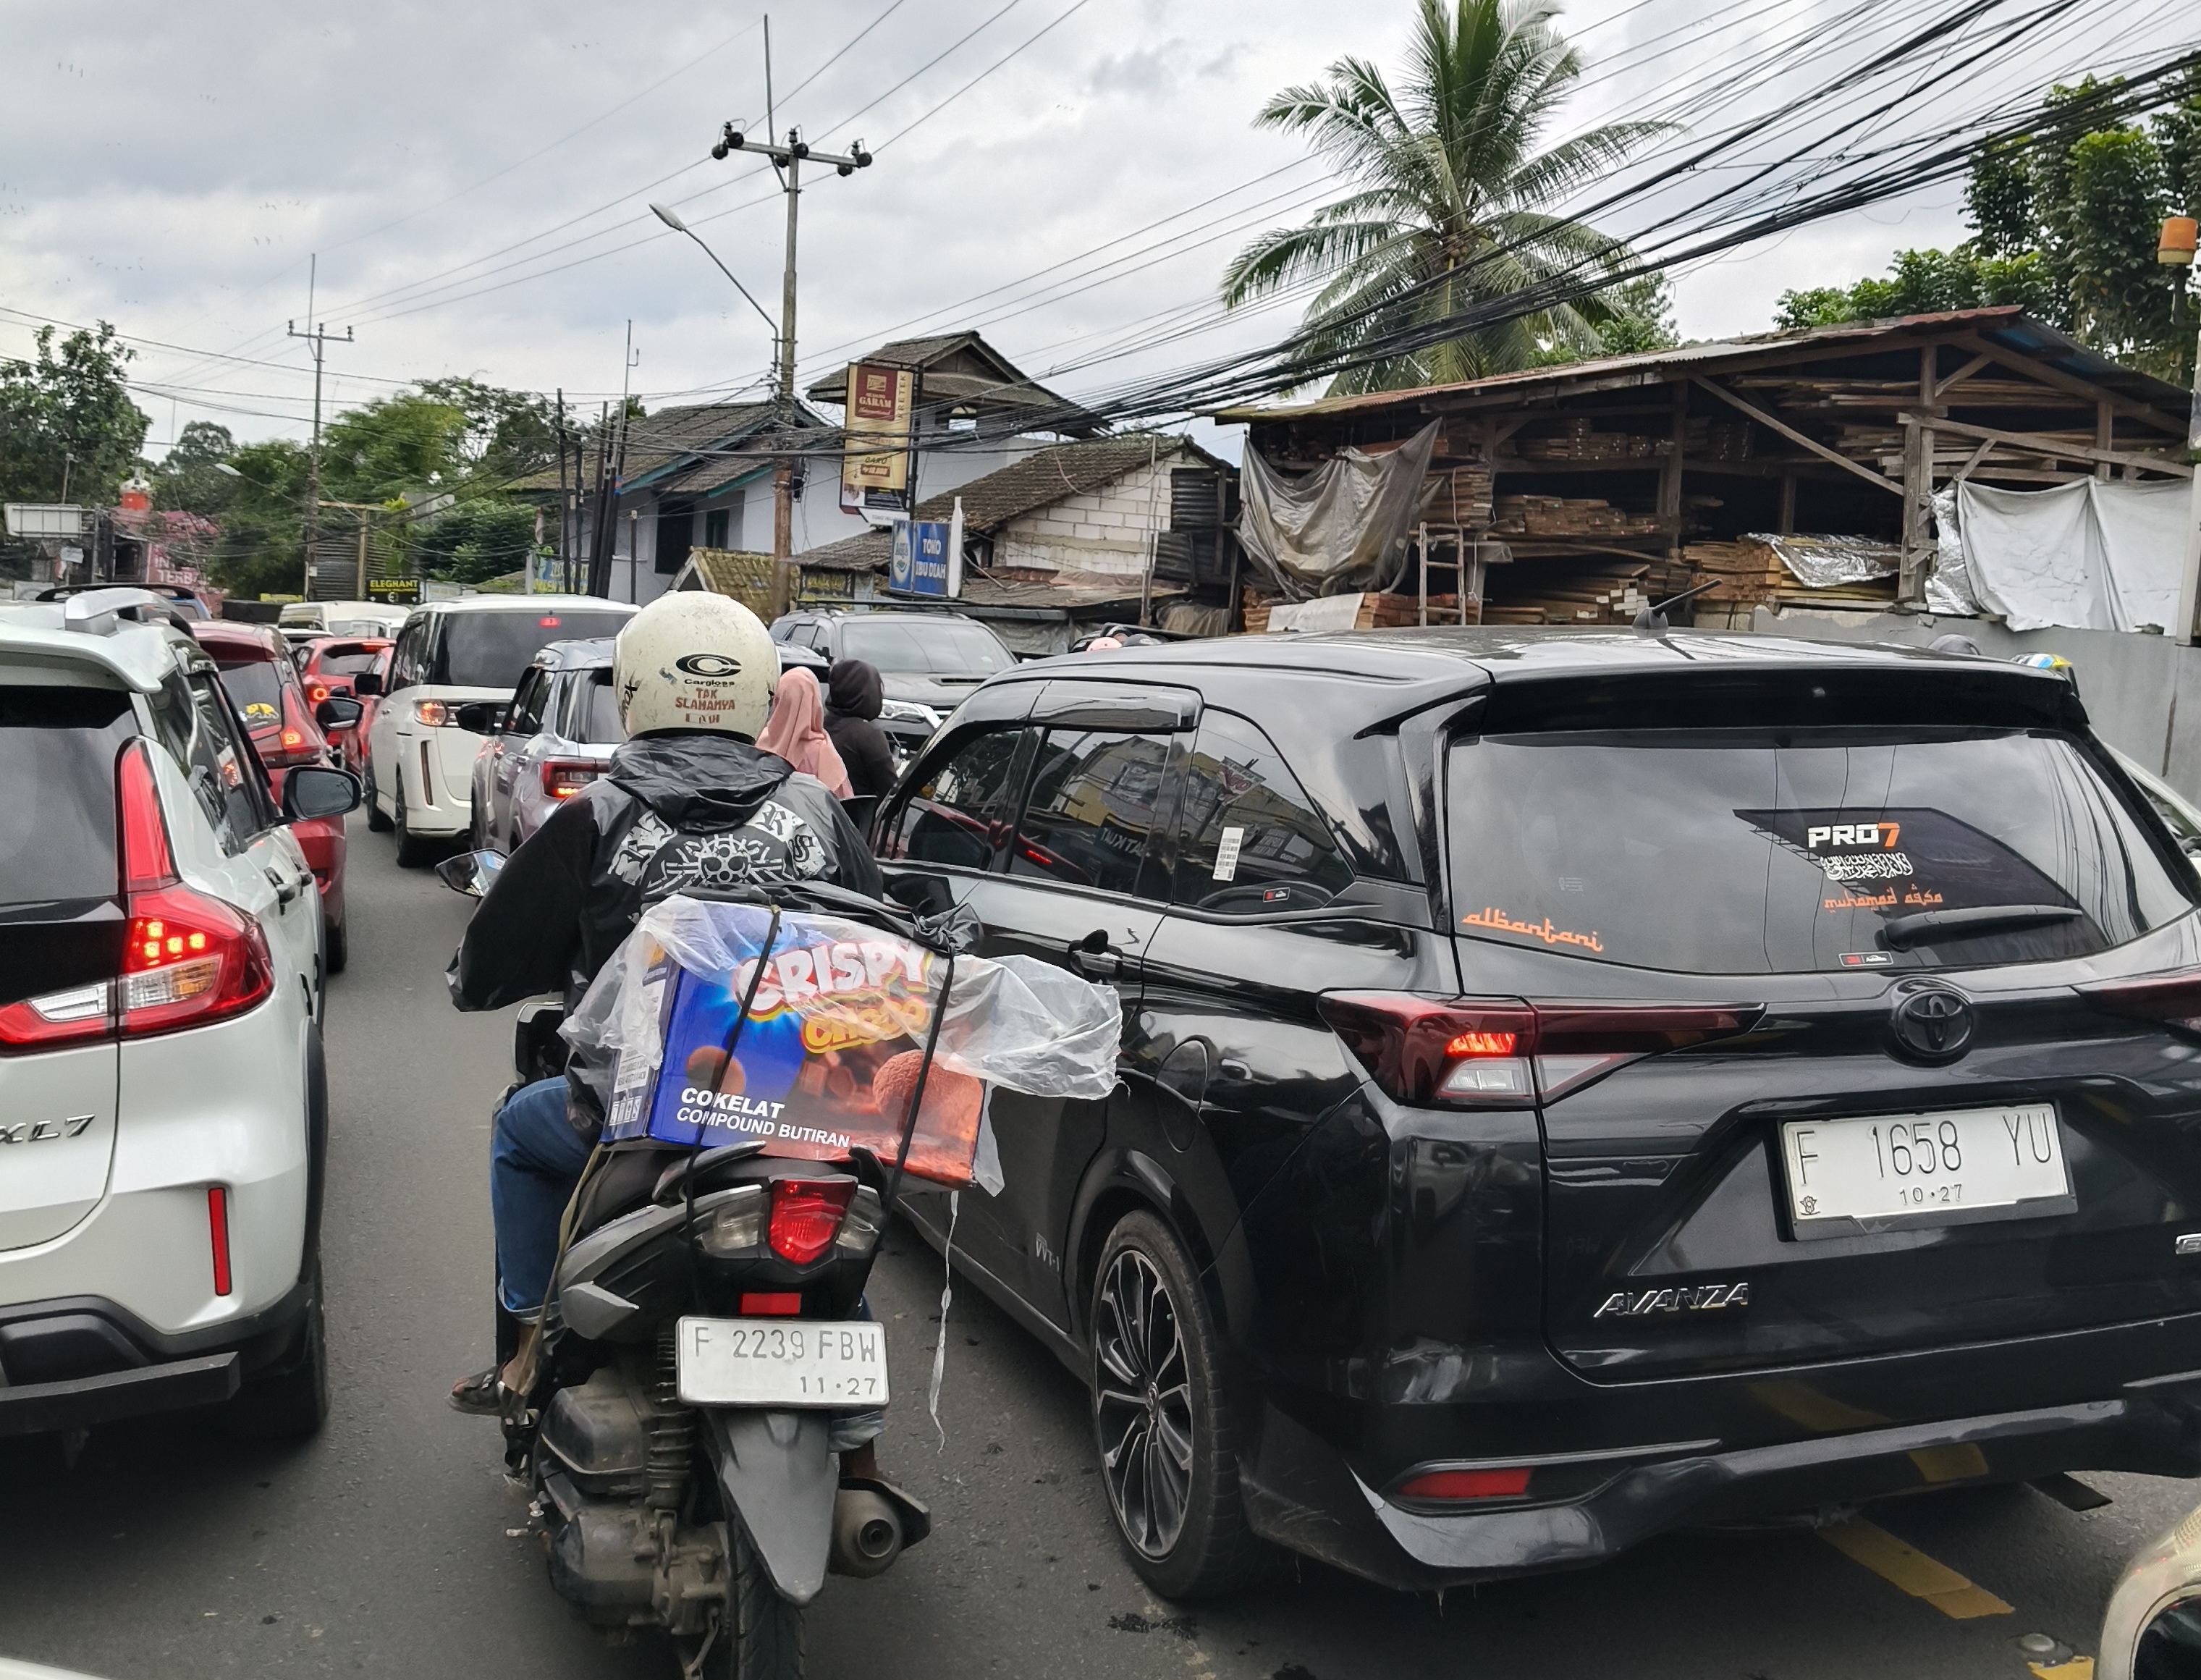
225, 1254, 329, 1440
1089, 1210, 1265, 1600
324, 911, 348, 976
364, 761, 392, 832
392, 769, 436, 869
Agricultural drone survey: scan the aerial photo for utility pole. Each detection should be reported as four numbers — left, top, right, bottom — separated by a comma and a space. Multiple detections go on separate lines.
709, 22, 873, 618
2159, 216, 2200, 649
288, 254, 353, 602
554, 389, 573, 594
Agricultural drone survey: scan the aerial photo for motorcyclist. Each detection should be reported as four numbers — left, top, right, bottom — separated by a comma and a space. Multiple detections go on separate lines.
444, 592, 882, 1423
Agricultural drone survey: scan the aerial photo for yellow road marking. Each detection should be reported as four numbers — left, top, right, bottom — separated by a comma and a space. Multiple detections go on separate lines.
1820, 1516, 2013, 1618
2028, 1660, 2094, 1679
1906, 1443, 1991, 1484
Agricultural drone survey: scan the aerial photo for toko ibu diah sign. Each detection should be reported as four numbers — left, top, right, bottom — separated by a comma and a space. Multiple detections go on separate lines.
887, 520, 952, 597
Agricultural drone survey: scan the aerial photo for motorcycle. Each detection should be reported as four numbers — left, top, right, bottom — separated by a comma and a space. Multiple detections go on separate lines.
439, 853, 939, 1680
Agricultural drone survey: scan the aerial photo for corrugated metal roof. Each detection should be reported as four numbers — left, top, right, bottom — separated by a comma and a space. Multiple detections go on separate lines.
1208, 308, 2190, 425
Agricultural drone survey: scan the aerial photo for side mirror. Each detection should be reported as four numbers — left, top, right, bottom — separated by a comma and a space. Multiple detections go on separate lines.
435, 848, 507, 898
282, 765, 362, 822
352, 671, 384, 698
451, 701, 504, 735
316, 695, 363, 730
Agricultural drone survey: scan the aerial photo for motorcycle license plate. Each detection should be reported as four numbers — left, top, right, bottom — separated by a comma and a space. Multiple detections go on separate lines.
674, 1317, 890, 1408
1779, 1103, 2073, 1238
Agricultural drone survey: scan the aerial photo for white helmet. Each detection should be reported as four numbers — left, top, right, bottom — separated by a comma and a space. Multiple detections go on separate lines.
613, 592, 777, 739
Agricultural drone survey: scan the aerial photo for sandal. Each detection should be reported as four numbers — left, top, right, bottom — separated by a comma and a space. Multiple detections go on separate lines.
447, 1367, 504, 1417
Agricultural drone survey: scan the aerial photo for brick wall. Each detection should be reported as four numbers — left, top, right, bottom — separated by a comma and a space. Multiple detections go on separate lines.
992, 451, 1180, 578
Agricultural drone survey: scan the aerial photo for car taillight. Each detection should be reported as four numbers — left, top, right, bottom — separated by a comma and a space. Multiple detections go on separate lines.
261, 699, 321, 769
1318, 994, 1760, 1107
767, 1178, 856, 1264
2079, 971, 2201, 1035
0, 981, 114, 1050
542, 760, 607, 801
1395, 1467, 1532, 1502
116, 741, 271, 1038
0, 745, 272, 1054
307, 682, 331, 705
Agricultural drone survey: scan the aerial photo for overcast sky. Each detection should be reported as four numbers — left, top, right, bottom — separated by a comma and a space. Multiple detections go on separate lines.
1, 0, 2189, 463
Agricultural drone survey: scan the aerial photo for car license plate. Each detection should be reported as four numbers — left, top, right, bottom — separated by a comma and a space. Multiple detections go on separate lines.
675, 1317, 890, 1408
1779, 1103, 2073, 1237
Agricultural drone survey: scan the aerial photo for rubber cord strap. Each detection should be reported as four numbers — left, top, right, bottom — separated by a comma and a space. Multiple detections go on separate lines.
927, 1190, 958, 1450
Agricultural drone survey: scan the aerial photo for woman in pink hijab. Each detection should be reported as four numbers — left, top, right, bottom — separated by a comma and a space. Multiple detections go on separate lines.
756, 666, 853, 798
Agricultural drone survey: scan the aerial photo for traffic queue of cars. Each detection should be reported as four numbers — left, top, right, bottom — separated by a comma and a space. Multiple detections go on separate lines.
17, 584, 2201, 1671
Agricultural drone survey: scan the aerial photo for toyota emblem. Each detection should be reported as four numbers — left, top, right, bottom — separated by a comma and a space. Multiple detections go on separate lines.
1891, 986, 1973, 1061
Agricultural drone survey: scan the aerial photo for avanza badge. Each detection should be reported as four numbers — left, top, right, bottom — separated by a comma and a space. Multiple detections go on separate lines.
1593, 1281, 1750, 1319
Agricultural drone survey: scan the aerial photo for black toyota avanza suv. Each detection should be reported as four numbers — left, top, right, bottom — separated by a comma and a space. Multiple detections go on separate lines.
872, 627, 2201, 1598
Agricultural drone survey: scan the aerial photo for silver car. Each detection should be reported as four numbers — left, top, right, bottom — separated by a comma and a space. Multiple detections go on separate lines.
468, 638, 620, 851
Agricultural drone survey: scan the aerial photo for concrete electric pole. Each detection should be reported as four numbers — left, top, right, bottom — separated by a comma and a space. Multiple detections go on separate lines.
701, 53, 873, 617
287, 255, 353, 603
2159, 216, 2200, 645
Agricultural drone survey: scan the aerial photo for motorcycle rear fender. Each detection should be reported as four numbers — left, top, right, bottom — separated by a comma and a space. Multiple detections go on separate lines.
704, 1408, 835, 1605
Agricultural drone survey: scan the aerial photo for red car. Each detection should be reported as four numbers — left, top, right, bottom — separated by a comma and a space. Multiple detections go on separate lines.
190, 621, 358, 973
295, 636, 392, 770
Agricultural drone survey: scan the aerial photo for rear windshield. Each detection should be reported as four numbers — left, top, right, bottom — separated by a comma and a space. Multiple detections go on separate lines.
1447, 727, 2194, 974
214, 659, 286, 731
839, 619, 1012, 678
0, 687, 132, 904
313, 647, 383, 675
434, 610, 633, 689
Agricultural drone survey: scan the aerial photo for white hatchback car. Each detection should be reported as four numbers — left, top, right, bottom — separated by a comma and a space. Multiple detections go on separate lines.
0, 589, 358, 1441
362, 595, 635, 866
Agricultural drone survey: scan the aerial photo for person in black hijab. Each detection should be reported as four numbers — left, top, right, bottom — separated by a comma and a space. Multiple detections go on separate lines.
824, 657, 898, 799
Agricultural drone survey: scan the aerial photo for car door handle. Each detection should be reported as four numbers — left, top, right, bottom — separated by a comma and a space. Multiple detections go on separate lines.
1070, 930, 1124, 979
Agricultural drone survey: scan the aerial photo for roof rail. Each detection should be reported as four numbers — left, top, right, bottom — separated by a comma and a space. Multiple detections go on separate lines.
62, 587, 182, 636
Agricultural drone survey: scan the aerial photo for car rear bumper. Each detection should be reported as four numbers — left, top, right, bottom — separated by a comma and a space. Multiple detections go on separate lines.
1239, 1317, 2201, 1591
0, 1272, 311, 1438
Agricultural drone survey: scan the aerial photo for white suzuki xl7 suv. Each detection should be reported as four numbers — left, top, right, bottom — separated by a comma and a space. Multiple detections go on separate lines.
0, 589, 358, 1440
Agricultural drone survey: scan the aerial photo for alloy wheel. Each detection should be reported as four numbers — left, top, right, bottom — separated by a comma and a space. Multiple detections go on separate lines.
1094, 1249, 1195, 1558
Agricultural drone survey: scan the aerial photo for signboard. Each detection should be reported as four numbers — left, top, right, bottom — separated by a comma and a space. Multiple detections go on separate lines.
887, 520, 952, 598
366, 578, 421, 605
841, 363, 913, 504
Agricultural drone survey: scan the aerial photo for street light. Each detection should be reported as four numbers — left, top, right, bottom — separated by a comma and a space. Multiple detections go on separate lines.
650, 202, 781, 344
2163, 215, 2201, 645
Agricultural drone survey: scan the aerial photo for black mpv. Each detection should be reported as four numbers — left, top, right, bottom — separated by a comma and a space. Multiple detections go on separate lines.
873, 628, 2201, 1597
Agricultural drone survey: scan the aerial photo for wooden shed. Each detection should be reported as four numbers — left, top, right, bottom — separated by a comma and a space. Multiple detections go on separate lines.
1214, 307, 2194, 626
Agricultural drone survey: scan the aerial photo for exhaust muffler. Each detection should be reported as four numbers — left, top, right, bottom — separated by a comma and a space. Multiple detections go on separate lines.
828, 1488, 904, 1577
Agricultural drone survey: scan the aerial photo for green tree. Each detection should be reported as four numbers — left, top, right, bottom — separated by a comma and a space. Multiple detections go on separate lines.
1778, 68, 2201, 378
151, 420, 240, 518
208, 439, 312, 598
0, 322, 150, 506
405, 500, 541, 586
415, 376, 558, 487
1221, 0, 1667, 392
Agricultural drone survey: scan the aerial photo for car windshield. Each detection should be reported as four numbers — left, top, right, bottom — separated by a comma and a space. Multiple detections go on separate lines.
214, 658, 287, 732
433, 610, 633, 689
0, 686, 130, 903
838, 618, 1011, 678
1447, 726, 2194, 974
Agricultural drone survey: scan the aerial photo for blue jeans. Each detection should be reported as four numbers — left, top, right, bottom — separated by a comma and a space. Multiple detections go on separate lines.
491, 1077, 593, 1314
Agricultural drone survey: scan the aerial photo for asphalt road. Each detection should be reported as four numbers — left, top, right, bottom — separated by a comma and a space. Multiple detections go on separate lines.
2, 814, 2197, 1680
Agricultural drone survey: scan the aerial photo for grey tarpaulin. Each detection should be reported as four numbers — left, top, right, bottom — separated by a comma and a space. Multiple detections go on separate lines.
1238, 420, 1441, 599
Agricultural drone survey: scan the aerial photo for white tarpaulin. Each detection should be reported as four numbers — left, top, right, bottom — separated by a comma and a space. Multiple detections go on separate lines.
1238, 420, 1440, 599
1958, 478, 2190, 633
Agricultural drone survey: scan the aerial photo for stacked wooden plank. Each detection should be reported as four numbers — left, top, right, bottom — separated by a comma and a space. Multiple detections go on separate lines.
1239, 590, 1469, 633
1685, 534, 1898, 607
1512, 416, 1752, 464
1420, 465, 1495, 526
1490, 495, 1663, 539
1482, 557, 1670, 625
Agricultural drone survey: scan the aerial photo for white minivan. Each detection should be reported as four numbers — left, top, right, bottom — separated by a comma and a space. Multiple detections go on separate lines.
0, 588, 360, 1440
362, 595, 635, 865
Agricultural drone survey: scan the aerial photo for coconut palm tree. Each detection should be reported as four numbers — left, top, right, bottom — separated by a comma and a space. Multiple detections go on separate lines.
1222, 0, 1667, 393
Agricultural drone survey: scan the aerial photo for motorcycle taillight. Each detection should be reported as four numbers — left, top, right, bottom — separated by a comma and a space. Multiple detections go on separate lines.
768, 1179, 855, 1265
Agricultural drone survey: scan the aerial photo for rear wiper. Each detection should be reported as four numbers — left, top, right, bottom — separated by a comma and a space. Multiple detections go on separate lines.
1880, 903, 2083, 950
